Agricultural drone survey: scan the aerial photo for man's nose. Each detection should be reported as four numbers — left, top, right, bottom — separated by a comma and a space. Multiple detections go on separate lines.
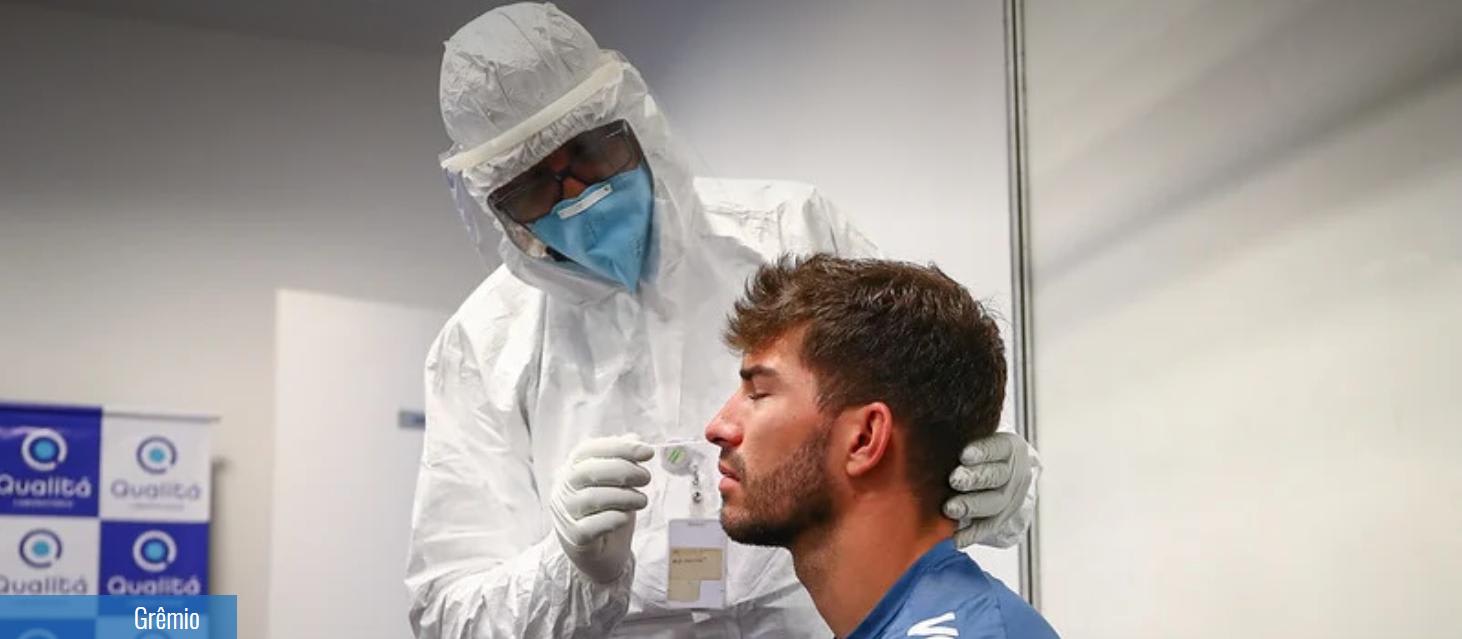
704, 399, 743, 448
561, 174, 588, 200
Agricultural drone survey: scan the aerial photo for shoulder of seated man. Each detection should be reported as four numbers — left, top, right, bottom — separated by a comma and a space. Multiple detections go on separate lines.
882, 549, 1056, 639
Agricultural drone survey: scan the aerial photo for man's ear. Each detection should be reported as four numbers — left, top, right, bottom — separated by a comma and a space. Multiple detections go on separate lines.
841, 402, 894, 478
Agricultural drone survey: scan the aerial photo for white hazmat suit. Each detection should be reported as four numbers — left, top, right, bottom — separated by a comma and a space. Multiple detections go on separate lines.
407, 4, 1038, 638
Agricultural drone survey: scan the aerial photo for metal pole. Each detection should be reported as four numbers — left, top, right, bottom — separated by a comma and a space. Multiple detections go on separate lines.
1003, 0, 1041, 610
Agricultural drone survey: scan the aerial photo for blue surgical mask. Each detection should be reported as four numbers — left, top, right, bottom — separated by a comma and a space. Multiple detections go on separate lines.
530, 165, 655, 292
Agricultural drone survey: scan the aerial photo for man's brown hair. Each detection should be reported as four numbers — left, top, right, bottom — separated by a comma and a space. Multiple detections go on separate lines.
725, 253, 1007, 515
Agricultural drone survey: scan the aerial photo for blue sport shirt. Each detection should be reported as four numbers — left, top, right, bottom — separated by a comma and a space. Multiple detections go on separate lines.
844, 539, 1059, 639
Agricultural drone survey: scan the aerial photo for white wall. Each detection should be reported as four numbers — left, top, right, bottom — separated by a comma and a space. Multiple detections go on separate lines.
269, 290, 445, 639
0, 6, 482, 639
567, 0, 1022, 584
570, 0, 1012, 293
1027, 1, 1462, 636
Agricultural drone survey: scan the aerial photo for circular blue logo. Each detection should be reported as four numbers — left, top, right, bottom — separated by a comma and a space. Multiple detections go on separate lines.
135, 436, 178, 475
132, 530, 177, 573
20, 428, 69, 472
18, 529, 63, 569
33, 440, 57, 461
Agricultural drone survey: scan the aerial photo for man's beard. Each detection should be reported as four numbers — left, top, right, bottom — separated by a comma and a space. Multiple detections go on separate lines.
719, 420, 835, 547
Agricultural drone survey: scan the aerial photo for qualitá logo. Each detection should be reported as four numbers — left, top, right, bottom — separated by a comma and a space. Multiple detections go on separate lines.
1, 528, 89, 594
110, 435, 201, 505
106, 529, 200, 595
18, 529, 62, 568
0, 425, 94, 509
136, 436, 178, 475
132, 530, 177, 573
21, 428, 68, 472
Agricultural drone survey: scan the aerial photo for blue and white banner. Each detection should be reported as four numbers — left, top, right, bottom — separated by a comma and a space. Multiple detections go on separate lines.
99, 522, 209, 596
0, 405, 102, 517
99, 414, 210, 523
0, 402, 212, 598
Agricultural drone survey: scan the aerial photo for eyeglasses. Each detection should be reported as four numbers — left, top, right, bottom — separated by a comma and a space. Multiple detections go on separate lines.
488, 120, 644, 224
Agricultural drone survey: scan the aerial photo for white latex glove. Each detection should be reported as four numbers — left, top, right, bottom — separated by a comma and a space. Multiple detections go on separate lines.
549, 434, 655, 583
943, 431, 1039, 549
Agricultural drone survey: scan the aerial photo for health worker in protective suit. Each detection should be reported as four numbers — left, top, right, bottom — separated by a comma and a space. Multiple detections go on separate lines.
407, 4, 1038, 638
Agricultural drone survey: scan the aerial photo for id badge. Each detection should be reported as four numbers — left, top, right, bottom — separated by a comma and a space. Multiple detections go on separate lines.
666, 518, 727, 609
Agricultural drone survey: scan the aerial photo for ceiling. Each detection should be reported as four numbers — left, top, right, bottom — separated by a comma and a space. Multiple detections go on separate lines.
6, 0, 611, 57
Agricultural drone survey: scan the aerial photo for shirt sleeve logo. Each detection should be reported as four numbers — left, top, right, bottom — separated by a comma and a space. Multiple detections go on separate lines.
907, 611, 959, 637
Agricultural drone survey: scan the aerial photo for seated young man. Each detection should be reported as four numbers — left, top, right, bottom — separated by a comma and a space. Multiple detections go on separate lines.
704, 254, 1059, 639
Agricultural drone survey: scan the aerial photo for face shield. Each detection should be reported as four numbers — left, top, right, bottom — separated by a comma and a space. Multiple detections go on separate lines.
438, 33, 713, 301
440, 55, 633, 263
487, 120, 646, 227
444, 120, 656, 293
